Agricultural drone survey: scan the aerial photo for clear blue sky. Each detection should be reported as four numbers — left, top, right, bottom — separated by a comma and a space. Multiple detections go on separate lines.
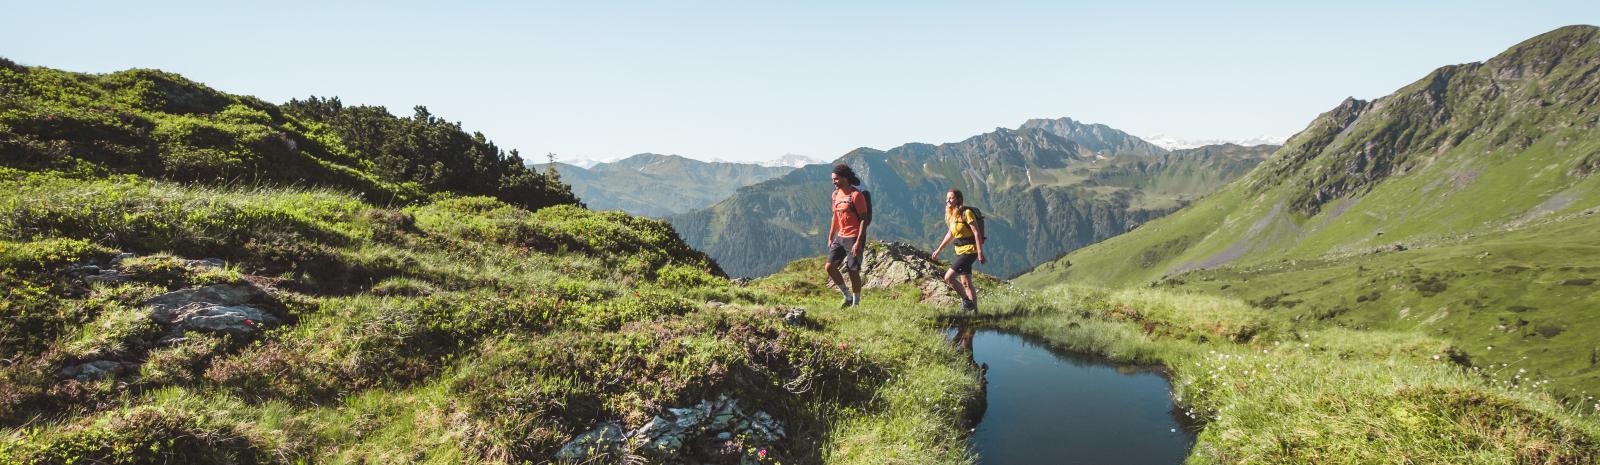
3, 1, 1595, 164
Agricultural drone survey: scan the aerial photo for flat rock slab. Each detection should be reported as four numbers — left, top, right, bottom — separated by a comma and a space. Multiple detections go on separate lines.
146, 284, 280, 336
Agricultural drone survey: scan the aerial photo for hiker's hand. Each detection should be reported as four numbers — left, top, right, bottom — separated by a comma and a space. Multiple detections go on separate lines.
978, 252, 987, 264
853, 242, 864, 257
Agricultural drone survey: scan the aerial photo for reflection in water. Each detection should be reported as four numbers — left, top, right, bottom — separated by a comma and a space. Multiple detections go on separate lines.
949, 326, 1195, 465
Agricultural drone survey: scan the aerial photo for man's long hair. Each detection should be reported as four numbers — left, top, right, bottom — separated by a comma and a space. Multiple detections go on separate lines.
833, 164, 860, 187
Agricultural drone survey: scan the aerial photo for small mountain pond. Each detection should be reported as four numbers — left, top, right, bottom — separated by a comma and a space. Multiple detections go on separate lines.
951, 327, 1196, 464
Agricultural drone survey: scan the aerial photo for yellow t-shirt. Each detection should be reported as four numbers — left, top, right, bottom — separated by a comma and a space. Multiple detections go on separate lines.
947, 208, 980, 256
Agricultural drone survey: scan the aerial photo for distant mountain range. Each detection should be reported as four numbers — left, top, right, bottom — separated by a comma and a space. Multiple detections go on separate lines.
1140, 134, 1289, 150
671, 118, 1276, 277
1017, 25, 1600, 395
538, 153, 795, 217
559, 153, 823, 170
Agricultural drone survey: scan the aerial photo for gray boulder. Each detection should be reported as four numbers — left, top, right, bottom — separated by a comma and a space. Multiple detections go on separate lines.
59, 360, 128, 381
146, 284, 279, 336
860, 241, 964, 306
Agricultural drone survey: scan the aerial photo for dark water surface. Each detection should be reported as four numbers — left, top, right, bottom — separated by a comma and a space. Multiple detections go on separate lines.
959, 329, 1195, 465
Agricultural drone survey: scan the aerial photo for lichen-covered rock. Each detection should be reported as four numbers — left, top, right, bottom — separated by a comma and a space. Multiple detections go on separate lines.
859, 241, 962, 306
565, 394, 785, 462
146, 284, 279, 336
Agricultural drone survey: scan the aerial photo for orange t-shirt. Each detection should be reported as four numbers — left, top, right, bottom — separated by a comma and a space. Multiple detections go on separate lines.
832, 188, 869, 238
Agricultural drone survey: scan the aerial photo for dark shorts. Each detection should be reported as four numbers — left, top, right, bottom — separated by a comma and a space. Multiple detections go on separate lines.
828, 235, 862, 272
950, 253, 977, 275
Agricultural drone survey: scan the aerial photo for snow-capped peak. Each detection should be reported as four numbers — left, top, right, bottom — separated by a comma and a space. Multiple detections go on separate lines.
1141, 134, 1288, 150
762, 154, 824, 168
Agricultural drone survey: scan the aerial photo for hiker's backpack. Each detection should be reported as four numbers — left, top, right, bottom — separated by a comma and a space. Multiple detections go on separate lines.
844, 189, 872, 223
957, 206, 985, 242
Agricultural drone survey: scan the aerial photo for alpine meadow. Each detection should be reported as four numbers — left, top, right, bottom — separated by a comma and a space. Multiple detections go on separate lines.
3, 12, 1600, 465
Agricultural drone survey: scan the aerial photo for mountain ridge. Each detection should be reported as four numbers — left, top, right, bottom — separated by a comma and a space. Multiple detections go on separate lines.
673, 120, 1272, 277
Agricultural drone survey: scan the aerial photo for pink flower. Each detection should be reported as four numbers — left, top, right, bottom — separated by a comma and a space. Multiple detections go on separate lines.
758, 449, 767, 459
244, 319, 255, 326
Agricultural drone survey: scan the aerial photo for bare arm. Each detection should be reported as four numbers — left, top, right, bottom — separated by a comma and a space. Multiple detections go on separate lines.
853, 219, 869, 256
933, 231, 953, 258
971, 211, 986, 263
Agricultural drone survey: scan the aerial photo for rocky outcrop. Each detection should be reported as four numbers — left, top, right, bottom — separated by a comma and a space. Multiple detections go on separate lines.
556, 394, 784, 464
146, 284, 280, 337
860, 241, 964, 307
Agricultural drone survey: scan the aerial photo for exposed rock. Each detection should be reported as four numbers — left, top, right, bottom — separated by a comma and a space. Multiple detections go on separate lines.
69, 263, 130, 286
560, 395, 784, 463
554, 422, 626, 460
185, 258, 226, 269
859, 241, 962, 306
146, 284, 280, 336
781, 307, 806, 326
59, 360, 128, 381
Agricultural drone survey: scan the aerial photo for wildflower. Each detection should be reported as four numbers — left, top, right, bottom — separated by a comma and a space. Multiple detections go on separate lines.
1432, 354, 1440, 360
245, 319, 255, 326
759, 449, 768, 459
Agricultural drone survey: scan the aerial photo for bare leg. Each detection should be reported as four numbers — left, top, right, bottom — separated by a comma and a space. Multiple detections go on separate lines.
958, 274, 977, 304
847, 269, 863, 300
826, 261, 845, 289
944, 269, 965, 300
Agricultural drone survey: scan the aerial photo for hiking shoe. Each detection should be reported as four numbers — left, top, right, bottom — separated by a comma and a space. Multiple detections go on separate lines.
959, 300, 974, 312
840, 296, 853, 309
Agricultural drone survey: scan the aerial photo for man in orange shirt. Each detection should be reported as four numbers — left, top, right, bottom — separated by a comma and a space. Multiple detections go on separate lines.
826, 164, 870, 307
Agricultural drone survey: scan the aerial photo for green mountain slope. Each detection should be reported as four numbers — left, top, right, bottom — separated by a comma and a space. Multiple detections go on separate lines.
0, 61, 576, 211
538, 153, 794, 217
672, 121, 1272, 278
1017, 25, 1600, 395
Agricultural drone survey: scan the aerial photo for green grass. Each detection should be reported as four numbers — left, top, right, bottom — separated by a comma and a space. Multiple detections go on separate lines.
0, 171, 983, 464
977, 285, 1600, 464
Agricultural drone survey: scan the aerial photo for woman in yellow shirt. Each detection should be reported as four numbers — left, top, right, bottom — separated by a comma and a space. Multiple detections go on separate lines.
932, 189, 985, 312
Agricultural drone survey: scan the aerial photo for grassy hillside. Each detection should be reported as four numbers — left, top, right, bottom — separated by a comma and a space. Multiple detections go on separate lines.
0, 60, 575, 211
0, 61, 989, 464
0, 169, 992, 464
1018, 25, 1600, 396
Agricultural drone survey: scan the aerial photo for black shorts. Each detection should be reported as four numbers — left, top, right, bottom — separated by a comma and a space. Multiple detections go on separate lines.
950, 253, 977, 275
828, 235, 862, 272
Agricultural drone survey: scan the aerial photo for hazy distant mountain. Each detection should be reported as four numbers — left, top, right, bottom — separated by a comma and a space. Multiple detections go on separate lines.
1140, 134, 1289, 150
539, 153, 794, 217
671, 119, 1271, 277
761, 154, 825, 168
